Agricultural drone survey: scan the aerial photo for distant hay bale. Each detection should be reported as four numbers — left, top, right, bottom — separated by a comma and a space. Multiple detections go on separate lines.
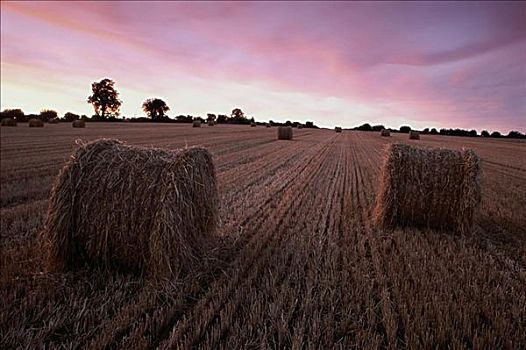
29, 118, 44, 127
335, 127, 342, 133
193, 120, 201, 127
409, 130, 420, 140
298, 124, 303, 129
208, 120, 214, 126
277, 126, 293, 140
1, 118, 17, 126
374, 143, 481, 235
266, 123, 271, 128
48, 118, 59, 124
41, 139, 219, 280
72, 120, 86, 128
381, 129, 390, 137
251, 122, 256, 127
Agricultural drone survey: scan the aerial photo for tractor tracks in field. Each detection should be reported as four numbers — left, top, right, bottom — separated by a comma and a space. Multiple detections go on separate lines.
154, 137, 339, 349
83, 135, 338, 349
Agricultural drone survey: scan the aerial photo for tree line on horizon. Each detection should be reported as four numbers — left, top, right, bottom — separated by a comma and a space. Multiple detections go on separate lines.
352, 123, 525, 139
1, 78, 523, 138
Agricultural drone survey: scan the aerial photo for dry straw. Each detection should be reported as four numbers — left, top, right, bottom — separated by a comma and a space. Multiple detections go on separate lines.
381, 129, 390, 137
277, 126, 293, 140
29, 118, 44, 127
41, 139, 219, 281
409, 130, 420, 140
193, 120, 201, 127
1, 118, 17, 126
335, 127, 342, 133
374, 143, 481, 235
72, 120, 86, 128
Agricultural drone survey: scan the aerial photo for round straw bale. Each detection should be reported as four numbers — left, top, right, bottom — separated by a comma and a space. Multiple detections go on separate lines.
374, 143, 481, 235
29, 118, 44, 127
1, 118, 17, 126
266, 123, 271, 128
208, 120, 214, 126
193, 120, 201, 127
298, 124, 303, 129
72, 119, 86, 128
381, 129, 390, 137
41, 139, 219, 280
251, 122, 256, 127
277, 126, 293, 140
409, 130, 420, 140
335, 127, 342, 133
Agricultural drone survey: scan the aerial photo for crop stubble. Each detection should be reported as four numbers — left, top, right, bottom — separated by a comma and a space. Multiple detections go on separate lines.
1, 124, 525, 349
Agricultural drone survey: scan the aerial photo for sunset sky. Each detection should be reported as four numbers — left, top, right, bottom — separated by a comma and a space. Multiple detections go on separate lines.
1, 1, 525, 131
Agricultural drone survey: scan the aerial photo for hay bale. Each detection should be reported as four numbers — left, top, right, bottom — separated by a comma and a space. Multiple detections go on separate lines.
277, 126, 293, 140
298, 124, 303, 129
251, 122, 256, 127
193, 120, 201, 127
374, 143, 481, 235
381, 129, 390, 137
29, 118, 44, 127
409, 130, 420, 140
266, 123, 271, 128
72, 120, 86, 128
41, 139, 219, 280
1, 118, 17, 126
48, 118, 59, 124
335, 127, 342, 133
208, 120, 214, 126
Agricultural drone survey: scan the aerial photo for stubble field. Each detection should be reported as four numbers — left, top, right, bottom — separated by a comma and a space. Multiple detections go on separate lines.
1, 123, 525, 349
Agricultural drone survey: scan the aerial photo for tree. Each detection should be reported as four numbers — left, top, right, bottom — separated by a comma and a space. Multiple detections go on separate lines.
207, 113, 217, 123
468, 129, 477, 137
372, 125, 384, 132
64, 112, 80, 122
507, 131, 525, 139
305, 121, 314, 128
430, 128, 438, 135
142, 98, 170, 120
176, 115, 193, 123
231, 108, 245, 120
217, 114, 228, 124
490, 131, 501, 138
481, 130, 490, 137
355, 123, 373, 131
399, 126, 411, 133
422, 128, 430, 134
1, 108, 25, 122
87, 78, 122, 119
40, 109, 58, 122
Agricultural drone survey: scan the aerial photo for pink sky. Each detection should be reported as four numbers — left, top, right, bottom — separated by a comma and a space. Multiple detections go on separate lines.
1, 1, 525, 131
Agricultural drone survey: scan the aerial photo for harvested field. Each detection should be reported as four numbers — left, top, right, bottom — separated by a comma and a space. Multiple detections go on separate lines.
72, 120, 86, 128
1, 123, 525, 349
28, 118, 44, 127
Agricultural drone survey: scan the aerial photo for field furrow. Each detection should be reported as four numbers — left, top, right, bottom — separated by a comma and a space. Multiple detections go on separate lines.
1, 124, 525, 349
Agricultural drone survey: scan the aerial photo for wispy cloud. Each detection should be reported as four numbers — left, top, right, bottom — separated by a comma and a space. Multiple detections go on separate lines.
1, 1, 524, 131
